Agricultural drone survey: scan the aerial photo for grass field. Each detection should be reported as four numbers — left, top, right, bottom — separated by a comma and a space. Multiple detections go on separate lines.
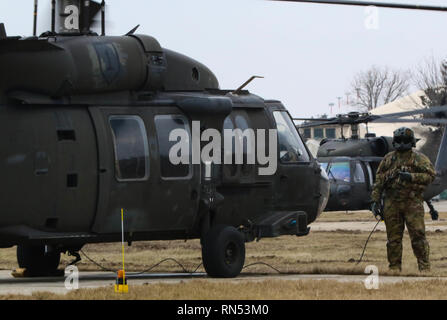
2, 279, 447, 300
1, 210, 446, 299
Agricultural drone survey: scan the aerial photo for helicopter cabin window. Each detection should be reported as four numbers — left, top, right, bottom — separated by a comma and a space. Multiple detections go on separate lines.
234, 113, 255, 175
326, 162, 350, 183
155, 115, 191, 179
353, 162, 366, 183
326, 128, 336, 139
273, 111, 310, 163
109, 116, 150, 182
313, 128, 324, 139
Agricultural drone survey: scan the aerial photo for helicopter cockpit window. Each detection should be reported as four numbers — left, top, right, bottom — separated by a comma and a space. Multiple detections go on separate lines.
155, 115, 191, 179
109, 116, 150, 181
366, 163, 374, 186
324, 162, 350, 183
353, 162, 366, 183
273, 111, 310, 163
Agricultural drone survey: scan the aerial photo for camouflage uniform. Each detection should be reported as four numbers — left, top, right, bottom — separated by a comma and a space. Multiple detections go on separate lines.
372, 149, 435, 271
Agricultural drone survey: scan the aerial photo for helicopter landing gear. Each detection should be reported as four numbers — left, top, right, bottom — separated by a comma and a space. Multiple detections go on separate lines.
201, 225, 245, 278
16, 245, 61, 277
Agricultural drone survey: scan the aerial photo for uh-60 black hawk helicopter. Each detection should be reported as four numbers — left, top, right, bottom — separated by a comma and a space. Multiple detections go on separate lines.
295, 109, 447, 217
0, 0, 333, 278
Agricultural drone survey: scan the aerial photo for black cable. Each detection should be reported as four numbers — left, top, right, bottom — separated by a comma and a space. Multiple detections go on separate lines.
242, 262, 283, 274
129, 258, 198, 276
80, 249, 116, 273
356, 220, 381, 265
79, 249, 285, 276
79, 250, 204, 275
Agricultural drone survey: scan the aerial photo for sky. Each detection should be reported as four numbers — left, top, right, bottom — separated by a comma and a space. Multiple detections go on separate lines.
1, 0, 447, 118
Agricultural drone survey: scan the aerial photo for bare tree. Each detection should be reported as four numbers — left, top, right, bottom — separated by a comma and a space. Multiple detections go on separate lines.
412, 55, 447, 163
412, 55, 447, 107
350, 66, 410, 111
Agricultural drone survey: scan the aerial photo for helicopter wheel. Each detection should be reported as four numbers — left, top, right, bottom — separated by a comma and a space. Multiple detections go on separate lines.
201, 225, 245, 278
16, 245, 61, 277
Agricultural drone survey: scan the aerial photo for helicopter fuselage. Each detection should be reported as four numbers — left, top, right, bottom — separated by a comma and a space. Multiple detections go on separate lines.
317, 133, 447, 212
0, 34, 329, 251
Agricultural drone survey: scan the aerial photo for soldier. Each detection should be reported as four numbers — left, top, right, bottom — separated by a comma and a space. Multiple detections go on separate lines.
371, 127, 436, 272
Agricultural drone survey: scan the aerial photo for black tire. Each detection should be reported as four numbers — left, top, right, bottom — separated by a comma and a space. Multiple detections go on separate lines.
17, 245, 61, 277
202, 225, 245, 278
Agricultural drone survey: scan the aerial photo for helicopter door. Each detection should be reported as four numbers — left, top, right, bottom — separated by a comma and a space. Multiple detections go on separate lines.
350, 161, 369, 210
272, 110, 320, 216
152, 112, 200, 232
89, 107, 199, 234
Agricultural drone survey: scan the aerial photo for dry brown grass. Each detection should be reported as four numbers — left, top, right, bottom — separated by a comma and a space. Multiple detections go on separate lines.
1, 279, 447, 300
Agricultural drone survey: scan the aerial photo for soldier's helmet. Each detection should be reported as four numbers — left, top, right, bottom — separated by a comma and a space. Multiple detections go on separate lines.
393, 127, 416, 151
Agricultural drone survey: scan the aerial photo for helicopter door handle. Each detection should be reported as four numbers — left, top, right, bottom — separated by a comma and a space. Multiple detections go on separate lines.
280, 175, 288, 181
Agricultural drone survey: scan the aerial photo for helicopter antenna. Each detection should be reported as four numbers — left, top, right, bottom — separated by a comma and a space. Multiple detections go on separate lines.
233, 76, 264, 95
125, 24, 140, 36
33, 0, 38, 36
270, 0, 447, 12
82, 0, 90, 34
51, 0, 56, 33
101, 0, 105, 36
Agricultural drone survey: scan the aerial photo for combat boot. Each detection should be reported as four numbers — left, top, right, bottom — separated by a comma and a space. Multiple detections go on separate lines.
418, 265, 431, 273
389, 265, 402, 273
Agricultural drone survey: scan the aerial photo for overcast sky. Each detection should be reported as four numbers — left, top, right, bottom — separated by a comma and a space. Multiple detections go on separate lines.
1, 0, 447, 118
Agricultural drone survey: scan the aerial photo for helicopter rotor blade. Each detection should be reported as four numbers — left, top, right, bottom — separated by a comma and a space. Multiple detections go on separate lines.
296, 106, 447, 128
370, 118, 447, 125
293, 117, 337, 122
269, 0, 447, 12
298, 120, 342, 128
369, 105, 447, 120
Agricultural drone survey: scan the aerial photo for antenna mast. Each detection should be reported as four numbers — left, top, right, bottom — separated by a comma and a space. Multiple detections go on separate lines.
101, 0, 105, 36
51, 0, 56, 33
82, 0, 90, 34
33, 0, 38, 36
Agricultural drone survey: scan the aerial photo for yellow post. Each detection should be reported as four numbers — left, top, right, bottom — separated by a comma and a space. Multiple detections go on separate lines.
121, 208, 125, 283
115, 208, 129, 293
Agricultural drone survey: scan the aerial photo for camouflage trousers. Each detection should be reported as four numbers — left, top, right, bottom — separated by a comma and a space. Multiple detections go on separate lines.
383, 199, 430, 271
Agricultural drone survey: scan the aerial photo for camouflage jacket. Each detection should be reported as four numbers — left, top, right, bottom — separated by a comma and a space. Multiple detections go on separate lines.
371, 150, 435, 202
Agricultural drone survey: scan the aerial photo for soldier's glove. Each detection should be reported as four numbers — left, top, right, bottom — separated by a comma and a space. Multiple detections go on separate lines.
431, 210, 439, 221
371, 202, 383, 221
399, 171, 412, 183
